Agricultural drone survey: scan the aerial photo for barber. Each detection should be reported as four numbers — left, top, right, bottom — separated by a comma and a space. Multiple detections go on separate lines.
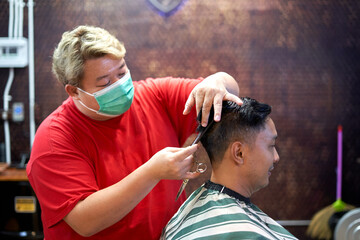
26, 25, 241, 240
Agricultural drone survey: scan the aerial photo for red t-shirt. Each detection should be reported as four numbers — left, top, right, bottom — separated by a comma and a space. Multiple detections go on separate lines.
26, 77, 201, 239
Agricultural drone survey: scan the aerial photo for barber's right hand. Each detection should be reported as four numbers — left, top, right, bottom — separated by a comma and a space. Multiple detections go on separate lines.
146, 144, 201, 181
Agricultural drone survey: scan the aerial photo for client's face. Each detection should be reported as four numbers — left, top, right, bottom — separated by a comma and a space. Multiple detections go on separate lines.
244, 118, 279, 194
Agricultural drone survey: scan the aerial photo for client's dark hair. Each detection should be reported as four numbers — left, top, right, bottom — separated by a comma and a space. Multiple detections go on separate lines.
197, 98, 271, 164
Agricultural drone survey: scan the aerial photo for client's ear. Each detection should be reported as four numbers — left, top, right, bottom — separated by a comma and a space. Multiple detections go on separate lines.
231, 142, 244, 165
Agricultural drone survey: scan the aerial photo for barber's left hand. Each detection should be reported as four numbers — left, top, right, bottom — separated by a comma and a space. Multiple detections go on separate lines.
183, 72, 242, 127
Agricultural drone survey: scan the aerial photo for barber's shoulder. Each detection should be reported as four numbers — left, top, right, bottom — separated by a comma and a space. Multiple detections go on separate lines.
133, 77, 174, 91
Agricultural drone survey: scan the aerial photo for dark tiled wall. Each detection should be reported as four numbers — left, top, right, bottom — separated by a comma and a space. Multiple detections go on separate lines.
0, 1, 359, 239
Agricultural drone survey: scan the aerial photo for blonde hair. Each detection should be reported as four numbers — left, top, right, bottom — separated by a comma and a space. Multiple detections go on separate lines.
52, 25, 126, 87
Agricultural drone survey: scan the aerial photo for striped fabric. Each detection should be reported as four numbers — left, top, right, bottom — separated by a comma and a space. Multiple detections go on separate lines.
161, 184, 298, 240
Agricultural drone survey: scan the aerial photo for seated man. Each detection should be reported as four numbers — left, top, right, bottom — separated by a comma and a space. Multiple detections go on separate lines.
161, 98, 298, 240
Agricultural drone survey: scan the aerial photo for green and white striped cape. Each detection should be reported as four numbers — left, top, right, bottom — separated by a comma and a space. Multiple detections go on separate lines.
161, 182, 298, 240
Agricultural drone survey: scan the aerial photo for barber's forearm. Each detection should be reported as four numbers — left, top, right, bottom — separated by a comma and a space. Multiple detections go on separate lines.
63, 163, 159, 237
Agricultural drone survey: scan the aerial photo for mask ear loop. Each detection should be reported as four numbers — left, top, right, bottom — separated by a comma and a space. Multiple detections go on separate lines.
77, 87, 94, 97
75, 87, 97, 113
77, 99, 122, 117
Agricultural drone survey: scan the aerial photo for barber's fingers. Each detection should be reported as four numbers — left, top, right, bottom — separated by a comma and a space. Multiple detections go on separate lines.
187, 86, 217, 127
211, 93, 224, 123
183, 171, 202, 180
223, 92, 243, 106
171, 144, 198, 160
198, 88, 217, 127
183, 92, 195, 116
183, 86, 211, 117
158, 145, 200, 180
183, 90, 208, 118
198, 89, 225, 127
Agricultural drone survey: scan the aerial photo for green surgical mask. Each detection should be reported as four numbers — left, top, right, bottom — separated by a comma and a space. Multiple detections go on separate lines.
77, 70, 134, 117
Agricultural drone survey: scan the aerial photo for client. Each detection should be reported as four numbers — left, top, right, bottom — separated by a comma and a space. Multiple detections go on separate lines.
161, 98, 298, 240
